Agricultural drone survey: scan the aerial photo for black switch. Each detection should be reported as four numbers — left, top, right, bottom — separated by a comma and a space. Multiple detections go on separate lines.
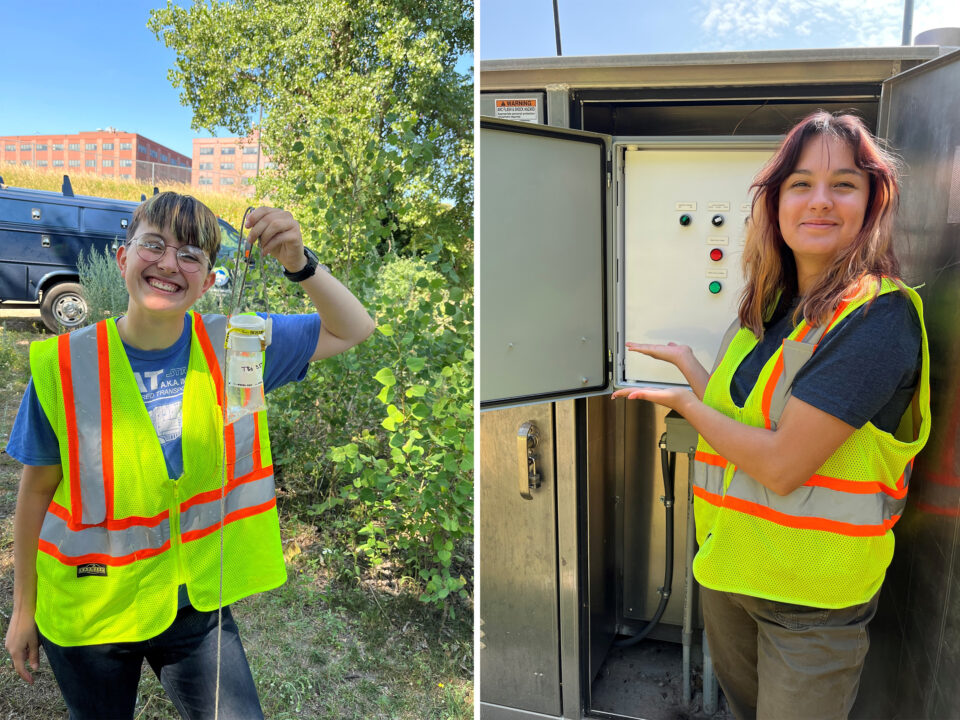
711, 214, 724, 227
679, 214, 692, 227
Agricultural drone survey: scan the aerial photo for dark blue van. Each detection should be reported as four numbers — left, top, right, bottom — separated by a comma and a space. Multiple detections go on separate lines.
0, 175, 240, 332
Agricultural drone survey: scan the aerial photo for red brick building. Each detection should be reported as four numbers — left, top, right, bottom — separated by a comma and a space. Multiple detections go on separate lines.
0, 129, 191, 184
192, 130, 272, 196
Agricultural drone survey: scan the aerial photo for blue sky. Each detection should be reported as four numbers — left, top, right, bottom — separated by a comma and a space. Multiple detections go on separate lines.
1, 1, 473, 159
479, 0, 960, 59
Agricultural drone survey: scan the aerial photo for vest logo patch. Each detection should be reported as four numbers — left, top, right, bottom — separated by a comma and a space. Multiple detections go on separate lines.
77, 563, 107, 577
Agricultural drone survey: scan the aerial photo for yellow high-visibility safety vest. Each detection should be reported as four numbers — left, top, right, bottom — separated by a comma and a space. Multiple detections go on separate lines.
692, 278, 930, 608
29, 312, 286, 646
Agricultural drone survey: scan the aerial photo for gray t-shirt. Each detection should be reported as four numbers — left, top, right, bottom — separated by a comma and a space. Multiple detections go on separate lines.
729, 291, 922, 433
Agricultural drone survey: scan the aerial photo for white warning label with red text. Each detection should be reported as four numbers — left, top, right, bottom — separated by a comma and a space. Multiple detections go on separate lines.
495, 98, 538, 123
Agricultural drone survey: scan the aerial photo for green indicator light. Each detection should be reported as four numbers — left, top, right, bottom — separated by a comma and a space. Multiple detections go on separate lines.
708, 281, 722, 294
679, 214, 692, 227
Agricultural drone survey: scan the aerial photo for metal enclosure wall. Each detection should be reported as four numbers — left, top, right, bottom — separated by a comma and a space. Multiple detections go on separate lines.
479, 404, 563, 716
479, 402, 582, 720
854, 50, 960, 720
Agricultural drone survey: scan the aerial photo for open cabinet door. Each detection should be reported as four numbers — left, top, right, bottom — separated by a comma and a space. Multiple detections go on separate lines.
480, 119, 612, 408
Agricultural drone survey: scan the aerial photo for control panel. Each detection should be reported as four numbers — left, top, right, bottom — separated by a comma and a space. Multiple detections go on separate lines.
621, 147, 774, 385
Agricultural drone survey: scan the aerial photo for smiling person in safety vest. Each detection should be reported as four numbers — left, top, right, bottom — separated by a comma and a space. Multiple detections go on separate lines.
613, 112, 930, 720
4, 192, 374, 719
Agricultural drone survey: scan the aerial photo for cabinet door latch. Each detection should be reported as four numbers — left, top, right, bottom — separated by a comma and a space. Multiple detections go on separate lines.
517, 421, 542, 500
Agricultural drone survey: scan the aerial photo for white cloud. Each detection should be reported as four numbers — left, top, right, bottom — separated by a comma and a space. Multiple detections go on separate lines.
913, 0, 960, 38
696, 0, 911, 51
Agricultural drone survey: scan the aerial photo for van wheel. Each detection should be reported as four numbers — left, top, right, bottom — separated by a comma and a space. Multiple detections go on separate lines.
40, 283, 88, 333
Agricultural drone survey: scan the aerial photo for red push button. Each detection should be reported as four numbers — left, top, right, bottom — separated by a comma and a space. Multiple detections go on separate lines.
709, 248, 724, 261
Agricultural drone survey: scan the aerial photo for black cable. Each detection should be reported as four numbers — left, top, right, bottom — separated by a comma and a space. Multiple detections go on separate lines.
615, 433, 675, 648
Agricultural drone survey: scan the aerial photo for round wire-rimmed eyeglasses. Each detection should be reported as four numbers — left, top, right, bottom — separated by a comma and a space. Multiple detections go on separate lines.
129, 234, 210, 273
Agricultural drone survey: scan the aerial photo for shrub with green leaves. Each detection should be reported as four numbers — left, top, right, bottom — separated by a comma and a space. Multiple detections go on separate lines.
77, 245, 129, 323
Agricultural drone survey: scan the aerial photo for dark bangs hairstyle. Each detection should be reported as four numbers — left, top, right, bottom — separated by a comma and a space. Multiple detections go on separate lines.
739, 111, 902, 337
126, 191, 221, 266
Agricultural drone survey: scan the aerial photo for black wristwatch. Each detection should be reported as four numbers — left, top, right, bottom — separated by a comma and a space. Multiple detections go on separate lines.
283, 247, 327, 282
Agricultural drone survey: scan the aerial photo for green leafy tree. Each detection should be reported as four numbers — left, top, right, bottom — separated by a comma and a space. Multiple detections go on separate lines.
148, 0, 473, 607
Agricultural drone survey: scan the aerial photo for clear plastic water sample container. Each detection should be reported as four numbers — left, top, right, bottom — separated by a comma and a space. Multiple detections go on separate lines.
225, 314, 266, 424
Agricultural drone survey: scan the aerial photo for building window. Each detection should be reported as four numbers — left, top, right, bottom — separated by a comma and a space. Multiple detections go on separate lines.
37, 160, 48, 167
69, 160, 81, 167
199, 162, 213, 170
242, 162, 257, 170
102, 143, 114, 150
263, 162, 277, 169
53, 159, 64, 167
220, 147, 235, 155
160, 154, 168, 162
53, 143, 64, 151
85, 143, 97, 151
243, 177, 255, 185
69, 143, 81, 151
85, 160, 96, 167
21, 160, 31, 166
199, 177, 213, 185
36, 144, 48, 151
220, 162, 234, 170
220, 177, 235, 185
138, 144, 147, 153
121, 173, 130, 178
4, 145, 13, 151
199, 147, 214, 155
150, 150, 158, 158
103, 159, 114, 167
119, 159, 132, 167
243, 146, 258, 155
120, 142, 132, 150
20, 144, 32, 151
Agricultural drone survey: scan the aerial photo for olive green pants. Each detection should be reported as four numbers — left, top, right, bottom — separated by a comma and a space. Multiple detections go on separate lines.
701, 586, 880, 720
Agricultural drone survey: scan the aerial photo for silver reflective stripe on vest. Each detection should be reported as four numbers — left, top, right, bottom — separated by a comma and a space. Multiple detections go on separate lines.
231, 413, 257, 478
201, 314, 229, 372
68, 324, 107, 525
725, 467, 905, 531
180, 472, 276, 537
765, 323, 829, 428
39, 511, 170, 560
691, 459, 725, 497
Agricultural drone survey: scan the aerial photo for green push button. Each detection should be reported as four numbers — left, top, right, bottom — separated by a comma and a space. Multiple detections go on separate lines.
708, 281, 722, 294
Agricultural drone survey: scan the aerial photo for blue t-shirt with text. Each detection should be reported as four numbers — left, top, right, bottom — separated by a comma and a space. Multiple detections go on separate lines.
7, 312, 321, 478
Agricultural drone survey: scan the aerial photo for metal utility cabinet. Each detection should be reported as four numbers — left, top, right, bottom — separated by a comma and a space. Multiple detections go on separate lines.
478, 46, 960, 719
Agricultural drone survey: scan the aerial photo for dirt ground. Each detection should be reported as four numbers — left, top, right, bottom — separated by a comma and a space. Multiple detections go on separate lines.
590, 639, 734, 720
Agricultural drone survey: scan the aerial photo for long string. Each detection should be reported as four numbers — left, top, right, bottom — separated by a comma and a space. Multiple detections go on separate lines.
215, 207, 269, 719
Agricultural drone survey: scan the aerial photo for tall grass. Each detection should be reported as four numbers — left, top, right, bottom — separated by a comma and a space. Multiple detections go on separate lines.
0, 165, 254, 230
